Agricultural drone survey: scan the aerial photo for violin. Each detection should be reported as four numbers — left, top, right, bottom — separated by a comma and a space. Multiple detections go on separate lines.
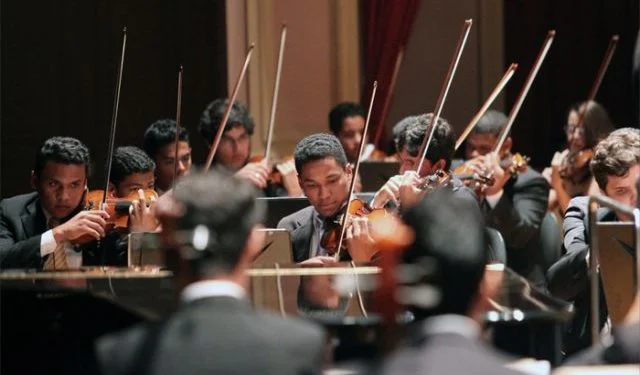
558, 148, 593, 182
320, 198, 392, 256
84, 189, 158, 231
452, 152, 530, 190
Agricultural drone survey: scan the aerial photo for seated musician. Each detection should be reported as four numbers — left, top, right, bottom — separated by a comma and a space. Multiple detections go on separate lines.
371, 113, 473, 210
142, 119, 192, 195
277, 133, 378, 264
547, 127, 639, 356
198, 98, 301, 197
329, 102, 386, 162
542, 101, 614, 215
83, 146, 159, 266
96, 171, 325, 375
0, 137, 108, 269
454, 110, 549, 288
381, 188, 523, 375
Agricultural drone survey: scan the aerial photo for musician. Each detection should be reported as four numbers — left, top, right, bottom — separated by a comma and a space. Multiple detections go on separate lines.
142, 119, 192, 195
381, 188, 522, 375
329, 102, 386, 162
543, 101, 614, 214
96, 171, 325, 375
84, 146, 159, 266
547, 128, 639, 355
198, 98, 300, 197
455, 110, 549, 287
371, 113, 472, 209
277, 133, 378, 264
0, 137, 109, 269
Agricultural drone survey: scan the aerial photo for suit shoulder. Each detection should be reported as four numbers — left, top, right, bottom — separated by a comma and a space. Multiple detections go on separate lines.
277, 205, 315, 229
254, 310, 324, 349
95, 322, 154, 373
514, 168, 549, 189
0, 192, 38, 214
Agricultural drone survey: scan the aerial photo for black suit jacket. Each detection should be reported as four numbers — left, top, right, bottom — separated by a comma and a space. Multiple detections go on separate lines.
381, 332, 524, 375
482, 168, 549, 287
96, 296, 325, 375
0, 192, 47, 269
564, 322, 640, 365
277, 176, 478, 263
547, 196, 613, 355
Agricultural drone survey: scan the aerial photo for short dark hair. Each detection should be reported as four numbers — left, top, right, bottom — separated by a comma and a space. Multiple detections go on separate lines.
590, 127, 640, 190
328, 102, 366, 135
142, 119, 190, 159
401, 187, 488, 318
34, 136, 91, 178
472, 109, 508, 136
110, 146, 156, 186
172, 170, 266, 276
392, 116, 418, 152
397, 113, 456, 170
294, 133, 348, 173
198, 99, 255, 144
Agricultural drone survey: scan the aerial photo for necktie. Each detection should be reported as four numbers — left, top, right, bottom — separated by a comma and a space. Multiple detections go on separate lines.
43, 218, 68, 270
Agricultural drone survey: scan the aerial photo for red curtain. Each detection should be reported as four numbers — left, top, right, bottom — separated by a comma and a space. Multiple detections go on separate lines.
361, 0, 421, 149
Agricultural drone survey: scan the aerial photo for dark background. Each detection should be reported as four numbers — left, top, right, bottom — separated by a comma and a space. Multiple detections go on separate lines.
1, 0, 639, 197
1, 0, 227, 197
503, 0, 639, 167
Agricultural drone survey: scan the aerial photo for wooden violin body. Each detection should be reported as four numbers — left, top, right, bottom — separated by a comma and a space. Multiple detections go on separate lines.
249, 154, 294, 185
559, 148, 593, 183
84, 189, 158, 232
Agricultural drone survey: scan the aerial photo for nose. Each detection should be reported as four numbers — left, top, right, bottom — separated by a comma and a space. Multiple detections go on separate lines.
318, 185, 330, 201
58, 186, 70, 202
354, 133, 362, 147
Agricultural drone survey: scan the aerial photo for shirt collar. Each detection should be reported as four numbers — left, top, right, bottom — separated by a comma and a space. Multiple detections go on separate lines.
180, 280, 246, 303
421, 314, 481, 339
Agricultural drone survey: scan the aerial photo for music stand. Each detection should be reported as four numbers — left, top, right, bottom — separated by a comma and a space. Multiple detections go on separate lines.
358, 161, 399, 192
253, 228, 294, 265
595, 221, 636, 324
128, 232, 163, 267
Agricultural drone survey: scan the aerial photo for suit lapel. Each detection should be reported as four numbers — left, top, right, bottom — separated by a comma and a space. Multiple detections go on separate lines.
20, 195, 46, 238
291, 209, 314, 262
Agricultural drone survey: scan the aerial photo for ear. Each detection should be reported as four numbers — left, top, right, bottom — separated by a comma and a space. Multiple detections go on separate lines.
108, 182, 116, 194
501, 137, 513, 155
345, 163, 353, 177
30, 170, 37, 190
240, 225, 267, 265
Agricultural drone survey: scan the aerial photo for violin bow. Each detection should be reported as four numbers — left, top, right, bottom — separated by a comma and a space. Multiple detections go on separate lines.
493, 31, 555, 155
372, 47, 405, 147
102, 27, 128, 206
172, 65, 184, 190
574, 35, 619, 129
454, 63, 518, 151
334, 81, 378, 261
203, 44, 255, 171
263, 23, 287, 163
416, 19, 472, 173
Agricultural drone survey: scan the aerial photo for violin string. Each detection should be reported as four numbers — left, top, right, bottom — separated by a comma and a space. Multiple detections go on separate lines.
275, 263, 286, 318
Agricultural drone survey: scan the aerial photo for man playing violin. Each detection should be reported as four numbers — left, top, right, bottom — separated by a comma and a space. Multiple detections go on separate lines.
198, 98, 300, 197
454, 110, 549, 287
143, 119, 192, 196
83, 146, 159, 266
371, 113, 470, 209
547, 128, 639, 355
277, 133, 377, 265
329, 102, 386, 163
0, 137, 109, 269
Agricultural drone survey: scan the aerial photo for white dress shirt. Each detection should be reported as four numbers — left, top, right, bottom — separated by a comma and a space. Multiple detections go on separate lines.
39, 207, 82, 268
181, 280, 246, 303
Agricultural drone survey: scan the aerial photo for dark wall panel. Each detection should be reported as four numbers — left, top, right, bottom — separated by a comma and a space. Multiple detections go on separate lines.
504, 0, 639, 169
1, 0, 227, 197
